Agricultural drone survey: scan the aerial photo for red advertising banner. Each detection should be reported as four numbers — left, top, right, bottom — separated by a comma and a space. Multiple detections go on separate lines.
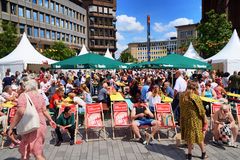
9, 107, 17, 117
87, 113, 103, 127
86, 104, 102, 114
113, 102, 128, 112
212, 103, 222, 113
156, 104, 171, 113
114, 112, 128, 126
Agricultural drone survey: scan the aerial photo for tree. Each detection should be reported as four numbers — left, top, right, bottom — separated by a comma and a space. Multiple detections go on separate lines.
43, 41, 76, 61
120, 52, 136, 63
0, 21, 18, 58
196, 10, 232, 59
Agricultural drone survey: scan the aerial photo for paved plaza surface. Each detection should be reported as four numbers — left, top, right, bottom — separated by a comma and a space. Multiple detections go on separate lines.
1, 122, 240, 160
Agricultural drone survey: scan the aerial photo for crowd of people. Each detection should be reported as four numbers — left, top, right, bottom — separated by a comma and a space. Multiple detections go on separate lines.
0, 67, 240, 159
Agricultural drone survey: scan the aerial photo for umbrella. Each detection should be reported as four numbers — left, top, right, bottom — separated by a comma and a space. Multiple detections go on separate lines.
51, 53, 128, 69
151, 54, 212, 69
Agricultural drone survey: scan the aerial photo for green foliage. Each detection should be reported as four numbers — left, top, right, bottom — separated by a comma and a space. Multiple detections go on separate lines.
196, 10, 232, 58
120, 52, 136, 63
0, 21, 18, 58
43, 41, 76, 61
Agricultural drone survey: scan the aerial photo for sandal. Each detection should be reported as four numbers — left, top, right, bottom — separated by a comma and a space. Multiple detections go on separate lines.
201, 152, 208, 159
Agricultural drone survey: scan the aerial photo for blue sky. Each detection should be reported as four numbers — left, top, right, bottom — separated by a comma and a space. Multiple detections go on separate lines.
116, 0, 201, 56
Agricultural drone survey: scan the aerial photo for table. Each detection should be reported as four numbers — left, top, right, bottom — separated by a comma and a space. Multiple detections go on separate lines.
162, 96, 173, 103
110, 92, 125, 102
115, 82, 126, 87
227, 92, 240, 98
200, 96, 219, 103
2, 101, 15, 108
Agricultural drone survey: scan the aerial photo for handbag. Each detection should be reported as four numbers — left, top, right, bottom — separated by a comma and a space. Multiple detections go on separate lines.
16, 93, 40, 135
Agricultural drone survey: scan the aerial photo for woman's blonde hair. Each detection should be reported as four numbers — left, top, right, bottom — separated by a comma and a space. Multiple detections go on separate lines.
56, 86, 64, 93
81, 84, 90, 93
152, 85, 160, 97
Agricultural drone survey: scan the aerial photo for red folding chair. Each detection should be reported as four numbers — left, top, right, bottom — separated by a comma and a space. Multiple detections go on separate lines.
56, 104, 79, 144
235, 103, 240, 129
85, 103, 106, 141
155, 103, 177, 141
210, 103, 222, 130
111, 102, 131, 139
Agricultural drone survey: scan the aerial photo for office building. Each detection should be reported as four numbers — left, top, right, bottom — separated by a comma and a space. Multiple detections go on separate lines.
82, 0, 117, 54
128, 39, 177, 62
0, 0, 87, 51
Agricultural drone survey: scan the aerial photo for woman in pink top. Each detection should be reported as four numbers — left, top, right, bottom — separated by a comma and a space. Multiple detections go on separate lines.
214, 78, 227, 99
9, 79, 56, 160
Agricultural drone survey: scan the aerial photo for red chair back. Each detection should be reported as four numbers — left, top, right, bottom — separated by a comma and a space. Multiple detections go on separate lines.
113, 102, 129, 126
211, 103, 222, 114
155, 103, 174, 127
86, 103, 103, 128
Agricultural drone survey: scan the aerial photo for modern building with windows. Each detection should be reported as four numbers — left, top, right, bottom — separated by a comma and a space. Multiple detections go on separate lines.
0, 0, 87, 51
128, 39, 177, 62
175, 24, 198, 53
82, 0, 117, 54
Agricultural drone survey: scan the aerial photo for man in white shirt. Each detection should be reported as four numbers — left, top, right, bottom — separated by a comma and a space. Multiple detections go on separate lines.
172, 70, 187, 123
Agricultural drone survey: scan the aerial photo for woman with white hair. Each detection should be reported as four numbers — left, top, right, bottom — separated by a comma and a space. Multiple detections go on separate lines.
213, 104, 238, 147
8, 79, 56, 160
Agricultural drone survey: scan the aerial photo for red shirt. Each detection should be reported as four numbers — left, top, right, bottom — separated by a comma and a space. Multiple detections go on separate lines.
49, 93, 62, 109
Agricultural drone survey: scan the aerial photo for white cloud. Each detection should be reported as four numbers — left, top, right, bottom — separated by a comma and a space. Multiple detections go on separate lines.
168, 18, 194, 28
153, 23, 166, 32
116, 32, 124, 41
154, 18, 194, 33
164, 31, 177, 38
117, 15, 144, 32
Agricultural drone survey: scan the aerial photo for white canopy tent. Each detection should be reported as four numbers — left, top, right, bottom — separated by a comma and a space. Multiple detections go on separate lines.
206, 29, 240, 74
78, 44, 88, 56
184, 42, 204, 61
104, 48, 114, 60
0, 32, 56, 78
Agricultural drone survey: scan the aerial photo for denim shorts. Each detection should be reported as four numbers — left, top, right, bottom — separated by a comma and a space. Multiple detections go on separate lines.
135, 118, 154, 126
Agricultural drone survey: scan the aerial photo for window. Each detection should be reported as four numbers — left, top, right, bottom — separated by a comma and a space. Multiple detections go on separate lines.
44, 0, 49, 8
52, 31, 56, 40
18, 6, 24, 17
65, 7, 68, 15
65, 21, 68, 29
55, 3, 59, 12
70, 22, 72, 30
40, 28, 44, 38
34, 27, 39, 37
70, 35, 72, 43
32, 0, 37, 5
19, 24, 25, 34
1, 0, 7, 12
57, 32, 60, 40
89, 6, 97, 13
60, 5, 64, 14
61, 33, 65, 41
46, 30, 50, 39
104, 7, 108, 14
39, 13, 44, 22
11, 3, 17, 15
50, 1, 54, 10
72, 11, 75, 18
46, 15, 50, 24
38, 0, 43, 6
27, 26, 32, 36
33, 11, 38, 21
66, 34, 69, 42
60, 19, 64, 28
26, 8, 31, 19
51, 16, 55, 25
56, 18, 60, 27
69, 9, 72, 17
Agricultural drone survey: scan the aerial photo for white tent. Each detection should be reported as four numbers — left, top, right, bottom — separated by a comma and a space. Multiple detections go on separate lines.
104, 48, 114, 60
206, 29, 240, 74
0, 32, 56, 78
78, 44, 88, 56
184, 42, 204, 61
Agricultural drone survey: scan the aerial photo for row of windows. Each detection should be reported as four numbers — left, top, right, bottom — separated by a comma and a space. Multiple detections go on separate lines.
26, 0, 85, 22
137, 47, 172, 50
137, 56, 164, 60
12, 5, 85, 34
179, 30, 194, 38
89, 5, 116, 17
89, 16, 116, 27
90, 28, 115, 37
137, 51, 167, 55
90, 39, 115, 47
19, 24, 86, 45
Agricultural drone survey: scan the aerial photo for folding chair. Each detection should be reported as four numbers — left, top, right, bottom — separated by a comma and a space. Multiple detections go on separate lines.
154, 103, 177, 141
111, 102, 131, 139
85, 103, 106, 141
55, 104, 79, 144
210, 103, 222, 130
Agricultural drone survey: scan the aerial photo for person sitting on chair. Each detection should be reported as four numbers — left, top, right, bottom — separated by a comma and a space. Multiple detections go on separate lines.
55, 106, 75, 146
131, 98, 160, 145
213, 104, 238, 147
